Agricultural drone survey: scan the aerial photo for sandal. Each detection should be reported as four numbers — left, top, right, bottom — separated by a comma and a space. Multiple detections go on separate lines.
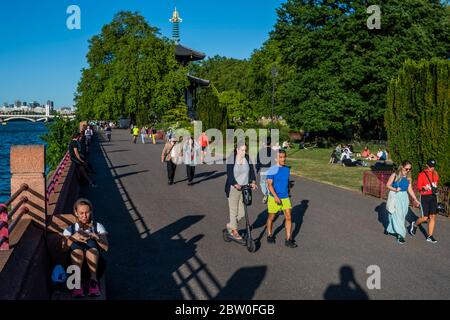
229, 230, 243, 240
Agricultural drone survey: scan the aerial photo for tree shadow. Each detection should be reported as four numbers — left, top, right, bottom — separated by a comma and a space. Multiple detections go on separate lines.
323, 266, 370, 300
113, 170, 149, 180
75, 137, 266, 299
191, 171, 226, 185
108, 149, 131, 153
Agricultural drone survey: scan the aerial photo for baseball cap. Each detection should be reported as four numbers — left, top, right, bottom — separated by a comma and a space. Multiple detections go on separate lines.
427, 159, 436, 167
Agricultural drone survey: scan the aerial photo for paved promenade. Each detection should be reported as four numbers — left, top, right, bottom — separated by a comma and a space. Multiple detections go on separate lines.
82, 129, 450, 299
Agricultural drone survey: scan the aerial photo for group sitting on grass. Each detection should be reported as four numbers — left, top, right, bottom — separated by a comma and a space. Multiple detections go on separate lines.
329, 144, 389, 167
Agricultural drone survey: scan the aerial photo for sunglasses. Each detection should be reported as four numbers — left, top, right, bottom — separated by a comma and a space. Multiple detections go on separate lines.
404, 167, 412, 172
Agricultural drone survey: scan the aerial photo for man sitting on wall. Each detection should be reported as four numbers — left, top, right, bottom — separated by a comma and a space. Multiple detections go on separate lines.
69, 133, 97, 187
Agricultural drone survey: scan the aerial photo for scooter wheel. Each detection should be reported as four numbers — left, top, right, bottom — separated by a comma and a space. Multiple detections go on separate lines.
222, 229, 232, 242
247, 239, 256, 253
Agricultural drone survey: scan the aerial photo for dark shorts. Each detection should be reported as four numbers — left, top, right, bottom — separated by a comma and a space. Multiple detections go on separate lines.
421, 194, 438, 216
202, 146, 207, 151
70, 240, 99, 252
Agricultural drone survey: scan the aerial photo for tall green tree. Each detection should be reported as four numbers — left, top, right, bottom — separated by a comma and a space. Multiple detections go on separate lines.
271, 0, 449, 137
219, 90, 254, 127
196, 85, 228, 131
42, 117, 79, 170
385, 59, 450, 183
190, 56, 251, 93
75, 11, 188, 125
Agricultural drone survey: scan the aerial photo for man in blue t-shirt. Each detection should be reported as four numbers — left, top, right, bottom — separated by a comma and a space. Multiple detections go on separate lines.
266, 149, 297, 248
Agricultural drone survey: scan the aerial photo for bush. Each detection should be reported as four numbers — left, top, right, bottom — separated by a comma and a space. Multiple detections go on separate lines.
41, 117, 79, 170
385, 59, 449, 183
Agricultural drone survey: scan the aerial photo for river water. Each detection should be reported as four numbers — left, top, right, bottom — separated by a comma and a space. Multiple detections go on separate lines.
0, 121, 48, 203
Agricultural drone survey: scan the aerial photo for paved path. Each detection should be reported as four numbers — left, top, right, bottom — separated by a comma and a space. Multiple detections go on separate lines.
82, 129, 450, 300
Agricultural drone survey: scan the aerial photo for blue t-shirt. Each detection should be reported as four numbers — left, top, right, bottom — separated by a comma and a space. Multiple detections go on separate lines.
266, 165, 290, 199
392, 176, 409, 192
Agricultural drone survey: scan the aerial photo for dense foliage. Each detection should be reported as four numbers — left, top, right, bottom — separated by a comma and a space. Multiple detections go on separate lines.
42, 117, 78, 170
191, 0, 449, 139
385, 59, 449, 183
196, 85, 228, 131
74, 2, 449, 143
75, 12, 188, 126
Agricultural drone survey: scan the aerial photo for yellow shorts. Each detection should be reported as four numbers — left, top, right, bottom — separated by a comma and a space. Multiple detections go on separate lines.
267, 196, 292, 214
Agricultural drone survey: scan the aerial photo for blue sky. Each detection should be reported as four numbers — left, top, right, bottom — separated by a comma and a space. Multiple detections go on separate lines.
0, 0, 285, 107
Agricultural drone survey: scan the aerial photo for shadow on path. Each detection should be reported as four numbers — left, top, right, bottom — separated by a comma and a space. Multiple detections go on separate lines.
323, 266, 369, 300
375, 202, 421, 236
213, 266, 267, 300
81, 137, 266, 299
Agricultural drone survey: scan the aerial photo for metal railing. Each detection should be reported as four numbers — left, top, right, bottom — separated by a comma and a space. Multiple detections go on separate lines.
46, 151, 71, 201
0, 184, 30, 250
363, 171, 450, 216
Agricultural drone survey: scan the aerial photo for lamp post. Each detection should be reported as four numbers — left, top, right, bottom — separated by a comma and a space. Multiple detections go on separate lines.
271, 65, 278, 123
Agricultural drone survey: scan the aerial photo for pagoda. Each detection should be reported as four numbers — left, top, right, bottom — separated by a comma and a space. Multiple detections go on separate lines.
169, 7, 210, 119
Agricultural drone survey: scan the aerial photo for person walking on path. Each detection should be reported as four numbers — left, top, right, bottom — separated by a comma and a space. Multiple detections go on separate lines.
183, 136, 201, 185
224, 142, 257, 241
132, 126, 140, 144
161, 137, 182, 185
105, 125, 112, 142
85, 126, 93, 152
385, 160, 420, 244
199, 131, 209, 164
410, 159, 439, 243
265, 149, 297, 248
140, 127, 147, 144
151, 127, 157, 144
256, 137, 276, 204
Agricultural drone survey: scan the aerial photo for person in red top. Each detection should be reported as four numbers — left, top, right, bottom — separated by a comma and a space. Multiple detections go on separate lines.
410, 159, 439, 243
199, 131, 209, 164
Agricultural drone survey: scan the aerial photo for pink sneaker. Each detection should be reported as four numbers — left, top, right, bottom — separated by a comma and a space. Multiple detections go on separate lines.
88, 279, 101, 297
71, 288, 85, 298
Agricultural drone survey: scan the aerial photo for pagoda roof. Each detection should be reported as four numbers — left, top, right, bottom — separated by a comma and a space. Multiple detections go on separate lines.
187, 75, 210, 87
175, 44, 206, 63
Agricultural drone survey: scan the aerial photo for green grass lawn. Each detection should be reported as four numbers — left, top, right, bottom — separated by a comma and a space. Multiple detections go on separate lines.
286, 148, 373, 193
216, 142, 386, 193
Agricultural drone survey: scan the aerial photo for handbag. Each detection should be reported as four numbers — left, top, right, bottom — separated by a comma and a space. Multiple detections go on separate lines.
424, 171, 438, 196
386, 191, 396, 213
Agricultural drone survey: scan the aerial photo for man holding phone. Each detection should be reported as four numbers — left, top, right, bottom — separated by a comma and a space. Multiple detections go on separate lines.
410, 159, 439, 243
265, 149, 297, 248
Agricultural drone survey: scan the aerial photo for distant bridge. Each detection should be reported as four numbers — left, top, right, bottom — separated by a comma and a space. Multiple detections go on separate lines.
0, 114, 75, 123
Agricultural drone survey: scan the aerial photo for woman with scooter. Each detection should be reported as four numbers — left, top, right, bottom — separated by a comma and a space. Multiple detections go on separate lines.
224, 141, 257, 246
